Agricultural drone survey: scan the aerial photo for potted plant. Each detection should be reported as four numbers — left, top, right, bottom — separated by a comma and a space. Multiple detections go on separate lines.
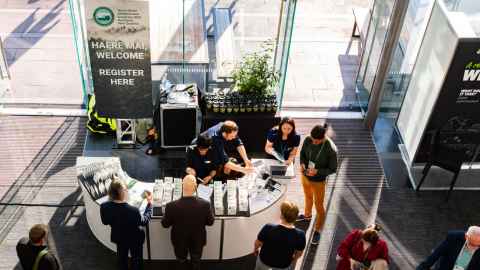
205, 42, 279, 114
232, 42, 279, 99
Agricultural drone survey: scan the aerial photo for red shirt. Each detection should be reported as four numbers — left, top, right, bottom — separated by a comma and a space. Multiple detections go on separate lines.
336, 229, 389, 270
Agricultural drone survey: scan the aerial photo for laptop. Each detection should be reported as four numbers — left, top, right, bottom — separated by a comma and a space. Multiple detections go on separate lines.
270, 165, 288, 177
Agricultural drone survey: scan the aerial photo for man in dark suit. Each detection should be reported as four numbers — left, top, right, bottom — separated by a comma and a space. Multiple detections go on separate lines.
100, 178, 153, 270
416, 226, 480, 270
162, 175, 215, 270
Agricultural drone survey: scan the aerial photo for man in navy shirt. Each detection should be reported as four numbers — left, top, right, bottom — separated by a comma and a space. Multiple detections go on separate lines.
254, 201, 306, 270
186, 134, 253, 184
201, 120, 253, 175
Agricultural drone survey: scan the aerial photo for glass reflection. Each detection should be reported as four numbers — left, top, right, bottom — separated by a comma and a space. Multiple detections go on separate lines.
379, 0, 433, 120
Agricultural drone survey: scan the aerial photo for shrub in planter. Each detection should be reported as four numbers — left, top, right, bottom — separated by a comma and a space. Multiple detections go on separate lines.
232, 42, 279, 98
205, 43, 279, 114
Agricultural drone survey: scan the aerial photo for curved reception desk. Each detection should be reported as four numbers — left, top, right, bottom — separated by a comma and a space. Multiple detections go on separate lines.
77, 155, 293, 261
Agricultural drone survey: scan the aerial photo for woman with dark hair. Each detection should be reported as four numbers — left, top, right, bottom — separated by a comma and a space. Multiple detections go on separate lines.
336, 224, 389, 270
265, 117, 301, 165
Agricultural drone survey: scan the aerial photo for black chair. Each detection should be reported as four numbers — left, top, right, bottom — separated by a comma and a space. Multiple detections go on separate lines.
416, 130, 477, 201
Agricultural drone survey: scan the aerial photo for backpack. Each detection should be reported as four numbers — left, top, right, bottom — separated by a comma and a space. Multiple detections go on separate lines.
32, 249, 49, 270
86, 94, 117, 134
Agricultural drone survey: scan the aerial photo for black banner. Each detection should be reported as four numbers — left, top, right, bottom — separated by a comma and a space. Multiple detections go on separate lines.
415, 40, 480, 163
86, 0, 152, 118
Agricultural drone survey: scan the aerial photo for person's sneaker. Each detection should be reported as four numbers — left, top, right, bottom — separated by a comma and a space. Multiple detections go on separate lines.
311, 231, 320, 245
296, 214, 312, 222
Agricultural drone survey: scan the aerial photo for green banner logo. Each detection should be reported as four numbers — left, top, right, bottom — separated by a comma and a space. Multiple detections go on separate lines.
93, 7, 114, 26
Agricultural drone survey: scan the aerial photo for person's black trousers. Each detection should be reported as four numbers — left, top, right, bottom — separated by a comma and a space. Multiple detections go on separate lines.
116, 243, 144, 270
173, 242, 204, 270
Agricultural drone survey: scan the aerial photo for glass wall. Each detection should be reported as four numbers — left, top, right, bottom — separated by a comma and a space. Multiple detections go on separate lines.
68, 0, 296, 108
0, 37, 10, 107
377, 0, 434, 122
356, 0, 396, 113
443, 0, 480, 34
0, 37, 9, 81
67, 0, 91, 105
275, 0, 297, 108
354, 0, 438, 126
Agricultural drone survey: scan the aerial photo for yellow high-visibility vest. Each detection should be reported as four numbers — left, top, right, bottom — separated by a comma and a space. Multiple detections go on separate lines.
87, 94, 117, 133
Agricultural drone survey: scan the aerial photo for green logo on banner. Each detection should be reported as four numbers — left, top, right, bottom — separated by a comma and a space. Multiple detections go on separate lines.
93, 7, 114, 26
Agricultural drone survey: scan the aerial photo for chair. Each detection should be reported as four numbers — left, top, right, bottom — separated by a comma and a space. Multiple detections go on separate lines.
416, 129, 477, 201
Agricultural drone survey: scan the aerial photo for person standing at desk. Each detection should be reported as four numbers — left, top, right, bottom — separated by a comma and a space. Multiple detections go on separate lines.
162, 175, 215, 270
265, 117, 301, 166
299, 123, 338, 245
100, 178, 153, 270
201, 120, 253, 173
186, 134, 253, 184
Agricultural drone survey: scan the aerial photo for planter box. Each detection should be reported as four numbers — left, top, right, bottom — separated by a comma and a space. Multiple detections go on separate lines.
203, 93, 278, 114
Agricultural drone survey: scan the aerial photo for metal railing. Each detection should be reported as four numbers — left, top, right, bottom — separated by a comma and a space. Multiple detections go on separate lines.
0, 36, 10, 80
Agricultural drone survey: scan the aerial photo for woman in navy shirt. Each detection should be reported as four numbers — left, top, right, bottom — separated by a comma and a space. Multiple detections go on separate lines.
265, 117, 301, 165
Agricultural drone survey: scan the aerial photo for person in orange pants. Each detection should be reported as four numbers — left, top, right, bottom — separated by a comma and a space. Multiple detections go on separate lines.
298, 123, 338, 245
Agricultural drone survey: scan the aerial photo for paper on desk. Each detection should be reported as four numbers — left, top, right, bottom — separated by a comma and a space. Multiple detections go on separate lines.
249, 190, 270, 213
271, 150, 285, 163
197, 184, 213, 202
127, 181, 154, 208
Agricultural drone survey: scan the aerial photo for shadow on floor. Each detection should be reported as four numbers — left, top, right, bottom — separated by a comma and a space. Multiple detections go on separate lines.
6, 0, 64, 66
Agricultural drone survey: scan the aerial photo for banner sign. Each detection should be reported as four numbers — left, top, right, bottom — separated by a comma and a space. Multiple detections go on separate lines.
86, 0, 152, 118
415, 40, 480, 162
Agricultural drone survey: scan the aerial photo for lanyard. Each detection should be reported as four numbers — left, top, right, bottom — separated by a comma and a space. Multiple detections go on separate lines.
455, 242, 474, 269
309, 139, 326, 162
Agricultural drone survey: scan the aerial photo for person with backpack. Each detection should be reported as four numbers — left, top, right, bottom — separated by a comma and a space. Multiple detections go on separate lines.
16, 224, 60, 270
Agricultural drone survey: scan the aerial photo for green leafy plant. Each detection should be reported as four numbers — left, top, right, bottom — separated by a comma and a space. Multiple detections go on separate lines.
232, 42, 279, 97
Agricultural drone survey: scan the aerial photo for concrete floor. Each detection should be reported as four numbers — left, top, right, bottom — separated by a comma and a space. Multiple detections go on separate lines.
0, 0, 83, 107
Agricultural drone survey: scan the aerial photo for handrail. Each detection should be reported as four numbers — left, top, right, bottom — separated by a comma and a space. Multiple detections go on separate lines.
0, 36, 10, 80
